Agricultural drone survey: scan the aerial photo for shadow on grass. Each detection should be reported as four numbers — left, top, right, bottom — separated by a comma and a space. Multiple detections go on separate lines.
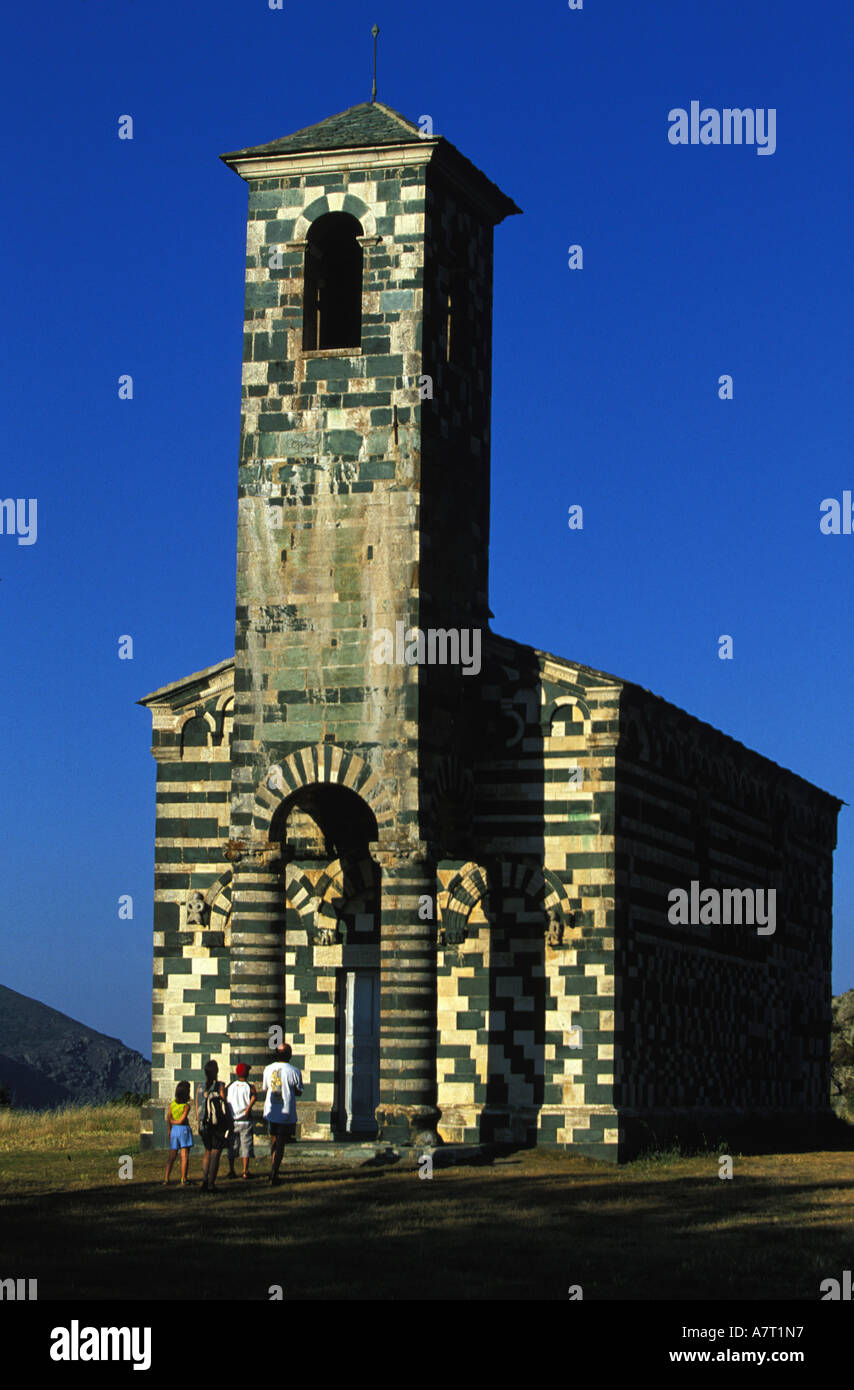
622, 1112, 854, 1162
1, 1155, 852, 1301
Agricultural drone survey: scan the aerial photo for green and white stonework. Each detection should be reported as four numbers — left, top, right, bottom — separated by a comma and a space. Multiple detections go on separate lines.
139, 103, 841, 1161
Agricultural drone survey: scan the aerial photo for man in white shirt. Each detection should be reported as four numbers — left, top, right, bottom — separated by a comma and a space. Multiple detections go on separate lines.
262, 1043, 303, 1186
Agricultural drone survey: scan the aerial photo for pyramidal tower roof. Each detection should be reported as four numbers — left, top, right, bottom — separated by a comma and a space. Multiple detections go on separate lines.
220, 101, 424, 159
220, 101, 521, 223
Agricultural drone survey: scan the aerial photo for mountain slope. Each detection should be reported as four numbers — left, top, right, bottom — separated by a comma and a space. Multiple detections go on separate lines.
0, 983, 150, 1108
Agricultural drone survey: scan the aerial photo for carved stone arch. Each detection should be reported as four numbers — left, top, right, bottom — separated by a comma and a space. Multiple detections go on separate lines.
662, 731, 680, 777
322, 854, 379, 943
285, 854, 378, 946
217, 696, 234, 747
645, 717, 664, 772
709, 757, 726, 797
720, 757, 738, 802
179, 708, 215, 753
500, 862, 576, 945
540, 866, 572, 913
696, 748, 713, 786
439, 862, 491, 947
204, 871, 233, 943
547, 696, 591, 737
773, 783, 785, 822
680, 738, 693, 780
293, 195, 330, 238
293, 194, 377, 242
684, 737, 702, 783
501, 860, 544, 902
439, 861, 574, 948
284, 866, 321, 927
747, 774, 764, 816
483, 654, 512, 685
499, 685, 540, 745
771, 781, 789, 826
178, 872, 233, 948
502, 861, 574, 909
640, 714, 656, 764
315, 854, 378, 916
250, 745, 394, 840
745, 772, 761, 816
431, 752, 475, 844
735, 769, 750, 808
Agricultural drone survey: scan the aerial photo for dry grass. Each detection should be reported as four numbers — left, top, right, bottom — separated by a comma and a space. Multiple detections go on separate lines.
1, 1107, 853, 1300
0, 1103, 139, 1154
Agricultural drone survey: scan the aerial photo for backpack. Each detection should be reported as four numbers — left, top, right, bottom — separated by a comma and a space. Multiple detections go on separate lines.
203, 1083, 232, 1136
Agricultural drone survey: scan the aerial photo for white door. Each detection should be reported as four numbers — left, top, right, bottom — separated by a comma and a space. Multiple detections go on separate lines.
341, 969, 379, 1135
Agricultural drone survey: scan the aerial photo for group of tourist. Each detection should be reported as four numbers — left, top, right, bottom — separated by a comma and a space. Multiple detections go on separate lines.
163, 1043, 303, 1191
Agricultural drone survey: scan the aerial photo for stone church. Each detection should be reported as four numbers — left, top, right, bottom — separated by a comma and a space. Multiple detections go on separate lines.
139, 100, 841, 1161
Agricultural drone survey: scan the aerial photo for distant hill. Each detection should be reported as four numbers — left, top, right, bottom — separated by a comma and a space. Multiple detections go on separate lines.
0, 983, 150, 1109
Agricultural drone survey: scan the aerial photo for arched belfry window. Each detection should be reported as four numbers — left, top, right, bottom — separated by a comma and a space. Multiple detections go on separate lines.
302, 212, 364, 351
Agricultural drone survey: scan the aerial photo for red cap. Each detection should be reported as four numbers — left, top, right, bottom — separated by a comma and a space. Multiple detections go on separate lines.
236, 1063, 249, 1076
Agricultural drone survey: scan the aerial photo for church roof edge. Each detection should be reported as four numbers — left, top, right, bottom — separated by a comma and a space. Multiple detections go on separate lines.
137, 657, 235, 707
489, 632, 843, 809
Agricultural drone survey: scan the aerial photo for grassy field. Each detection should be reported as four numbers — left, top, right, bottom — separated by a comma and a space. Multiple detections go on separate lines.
0, 1104, 852, 1301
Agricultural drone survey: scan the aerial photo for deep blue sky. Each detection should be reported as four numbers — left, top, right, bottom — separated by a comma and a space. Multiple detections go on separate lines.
2, 0, 852, 1058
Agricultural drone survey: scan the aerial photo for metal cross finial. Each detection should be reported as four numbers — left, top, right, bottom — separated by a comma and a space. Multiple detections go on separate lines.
371, 25, 379, 103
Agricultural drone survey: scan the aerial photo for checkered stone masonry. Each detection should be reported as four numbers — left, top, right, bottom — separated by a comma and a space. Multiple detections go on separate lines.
140, 104, 841, 1161
138, 663, 234, 1149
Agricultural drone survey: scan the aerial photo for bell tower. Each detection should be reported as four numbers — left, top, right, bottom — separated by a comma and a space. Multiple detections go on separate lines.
220, 101, 519, 1142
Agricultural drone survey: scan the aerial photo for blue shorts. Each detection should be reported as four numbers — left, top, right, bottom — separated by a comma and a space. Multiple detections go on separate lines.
169, 1124, 194, 1150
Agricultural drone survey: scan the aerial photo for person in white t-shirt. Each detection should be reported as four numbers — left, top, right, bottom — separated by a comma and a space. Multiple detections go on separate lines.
262, 1043, 303, 1186
226, 1062, 257, 1180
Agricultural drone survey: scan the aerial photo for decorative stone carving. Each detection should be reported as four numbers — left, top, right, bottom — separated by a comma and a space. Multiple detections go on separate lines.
433, 752, 476, 847
186, 891, 208, 927
545, 906, 566, 948
313, 900, 341, 946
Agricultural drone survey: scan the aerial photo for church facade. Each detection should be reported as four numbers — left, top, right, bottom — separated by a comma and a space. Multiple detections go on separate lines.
139, 102, 841, 1161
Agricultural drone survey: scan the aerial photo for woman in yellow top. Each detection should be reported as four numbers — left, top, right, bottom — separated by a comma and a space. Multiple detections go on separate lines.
163, 1080, 194, 1185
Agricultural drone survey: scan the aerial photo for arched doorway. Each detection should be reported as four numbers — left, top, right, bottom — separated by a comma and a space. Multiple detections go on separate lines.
272, 784, 381, 1138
